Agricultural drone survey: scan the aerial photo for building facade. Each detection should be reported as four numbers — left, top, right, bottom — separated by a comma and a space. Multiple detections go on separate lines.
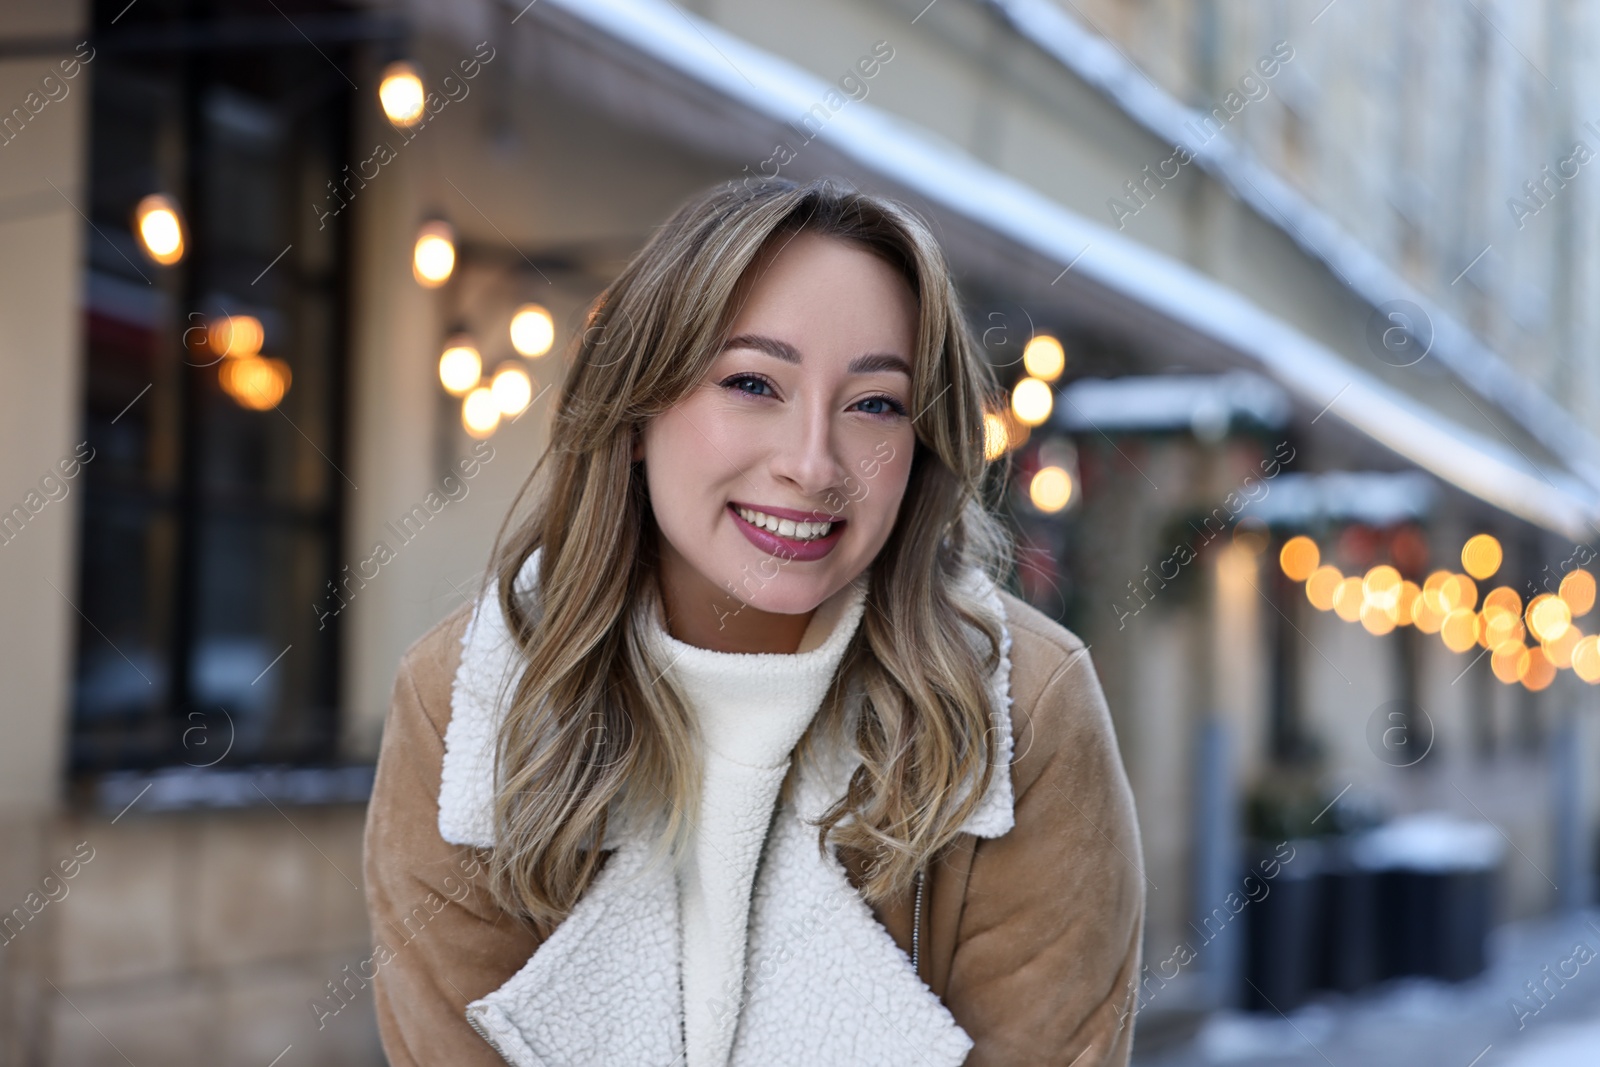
1, 0, 1596, 1062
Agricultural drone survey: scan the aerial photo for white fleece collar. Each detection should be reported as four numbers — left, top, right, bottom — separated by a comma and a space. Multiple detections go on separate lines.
439, 548, 1016, 851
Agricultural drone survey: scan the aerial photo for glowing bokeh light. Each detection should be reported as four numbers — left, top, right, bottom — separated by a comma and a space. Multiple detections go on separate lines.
1022, 335, 1066, 381
1279, 536, 1320, 582
1573, 635, 1600, 683
1461, 534, 1502, 580
462, 386, 500, 438
379, 61, 426, 126
1333, 577, 1364, 622
1440, 608, 1479, 652
1560, 570, 1596, 617
413, 221, 456, 287
491, 363, 533, 416
1306, 565, 1342, 611
134, 194, 185, 265
1029, 466, 1073, 512
438, 338, 482, 396
1011, 377, 1053, 427
208, 314, 263, 358
510, 303, 555, 357
1527, 593, 1573, 644
219, 356, 290, 410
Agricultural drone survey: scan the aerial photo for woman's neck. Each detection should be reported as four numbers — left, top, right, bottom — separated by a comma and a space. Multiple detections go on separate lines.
654, 552, 816, 654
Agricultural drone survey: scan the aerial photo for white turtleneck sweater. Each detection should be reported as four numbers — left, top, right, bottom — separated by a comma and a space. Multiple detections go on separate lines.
640, 575, 869, 1067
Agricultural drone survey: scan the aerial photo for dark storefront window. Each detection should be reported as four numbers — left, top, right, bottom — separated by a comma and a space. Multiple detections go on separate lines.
72, 1, 359, 776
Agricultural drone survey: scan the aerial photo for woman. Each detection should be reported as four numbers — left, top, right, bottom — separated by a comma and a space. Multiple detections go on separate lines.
363, 177, 1144, 1066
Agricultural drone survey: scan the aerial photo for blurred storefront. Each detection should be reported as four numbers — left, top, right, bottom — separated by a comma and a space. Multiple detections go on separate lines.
2, 0, 1597, 1063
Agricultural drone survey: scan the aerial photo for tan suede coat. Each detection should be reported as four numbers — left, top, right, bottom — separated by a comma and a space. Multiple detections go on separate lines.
363, 589, 1144, 1066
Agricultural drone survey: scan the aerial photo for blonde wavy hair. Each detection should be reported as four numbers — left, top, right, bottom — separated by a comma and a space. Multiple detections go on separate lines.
482, 177, 1015, 932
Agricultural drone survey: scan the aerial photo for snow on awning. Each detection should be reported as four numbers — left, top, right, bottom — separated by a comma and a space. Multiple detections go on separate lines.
515, 0, 1600, 542
1237, 472, 1439, 529
1055, 372, 1292, 438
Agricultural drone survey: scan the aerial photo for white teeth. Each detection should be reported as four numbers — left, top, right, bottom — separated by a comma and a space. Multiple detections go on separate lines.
735, 506, 835, 541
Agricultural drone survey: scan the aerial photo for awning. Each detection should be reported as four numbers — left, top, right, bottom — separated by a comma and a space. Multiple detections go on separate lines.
506, 0, 1600, 543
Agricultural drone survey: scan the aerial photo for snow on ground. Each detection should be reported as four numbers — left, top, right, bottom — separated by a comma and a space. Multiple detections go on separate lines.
1496, 1020, 1600, 1067
1134, 909, 1600, 1067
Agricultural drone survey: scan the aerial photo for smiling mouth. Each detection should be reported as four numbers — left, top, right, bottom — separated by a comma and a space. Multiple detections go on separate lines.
729, 503, 842, 542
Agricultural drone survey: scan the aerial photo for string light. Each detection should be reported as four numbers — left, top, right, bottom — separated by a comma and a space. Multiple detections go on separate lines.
207, 314, 263, 358
491, 363, 533, 416
1279, 537, 1320, 582
1573, 635, 1600, 683
1440, 609, 1479, 653
1011, 377, 1053, 427
510, 304, 555, 357
1560, 570, 1595, 616
413, 220, 456, 287
1461, 534, 1502, 579
1022, 335, 1066, 381
220, 356, 291, 410
1333, 577, 1364, 622
1306, 565, 1342, 611
1029, 466, 1073, 512
462, 386, 500, 438
379, 61, 426, 126
438, 337, 481, 396
1527, 593, 1573, 644
134, 194, 185, 265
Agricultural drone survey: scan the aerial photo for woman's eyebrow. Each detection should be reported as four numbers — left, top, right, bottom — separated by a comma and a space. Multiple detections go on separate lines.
722, 333, 912, 377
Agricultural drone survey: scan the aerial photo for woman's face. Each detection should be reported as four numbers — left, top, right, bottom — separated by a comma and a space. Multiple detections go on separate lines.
637, 230, 919, 646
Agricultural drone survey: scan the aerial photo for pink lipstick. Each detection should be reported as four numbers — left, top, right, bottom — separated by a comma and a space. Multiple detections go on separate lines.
727, 502, 846, 562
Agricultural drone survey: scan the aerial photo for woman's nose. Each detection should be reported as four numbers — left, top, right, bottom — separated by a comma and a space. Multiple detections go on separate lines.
767, 402, 847, 498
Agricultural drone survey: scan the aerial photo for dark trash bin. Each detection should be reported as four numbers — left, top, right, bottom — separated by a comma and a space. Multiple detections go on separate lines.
1314, 838, 1380, 993
1241, 838, 1323, 1013
1351, 814, 1502, 983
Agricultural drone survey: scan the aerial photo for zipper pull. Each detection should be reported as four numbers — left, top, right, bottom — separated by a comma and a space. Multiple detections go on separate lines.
911, 865, 925, 976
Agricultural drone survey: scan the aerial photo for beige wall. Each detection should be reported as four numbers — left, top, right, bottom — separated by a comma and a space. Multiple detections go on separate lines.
0, 3, 89, 813
338, 31, 733, 758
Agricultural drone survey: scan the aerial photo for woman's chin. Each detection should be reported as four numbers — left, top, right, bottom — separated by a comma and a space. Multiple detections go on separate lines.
717, 577, 834, 619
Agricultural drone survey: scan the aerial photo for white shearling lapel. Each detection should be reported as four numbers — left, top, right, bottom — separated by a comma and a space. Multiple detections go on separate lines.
438, 557, 538, 849
466, 829, 685, 1065
438, 548, 1018, 1065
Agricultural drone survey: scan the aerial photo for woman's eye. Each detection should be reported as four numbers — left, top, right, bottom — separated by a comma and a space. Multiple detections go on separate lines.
722, 374, 774, 398
855, 395, 908, 418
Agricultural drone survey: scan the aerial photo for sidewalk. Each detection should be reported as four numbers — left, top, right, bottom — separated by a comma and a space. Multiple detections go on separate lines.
1132, 909, 1600, 1067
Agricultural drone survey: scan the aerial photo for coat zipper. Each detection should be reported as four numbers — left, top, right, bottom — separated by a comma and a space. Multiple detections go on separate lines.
466, 1008, 514, 1065
911, 865, 925, 977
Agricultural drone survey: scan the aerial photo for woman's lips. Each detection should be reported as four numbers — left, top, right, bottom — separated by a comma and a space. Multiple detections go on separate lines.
727, 502, 846, 562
